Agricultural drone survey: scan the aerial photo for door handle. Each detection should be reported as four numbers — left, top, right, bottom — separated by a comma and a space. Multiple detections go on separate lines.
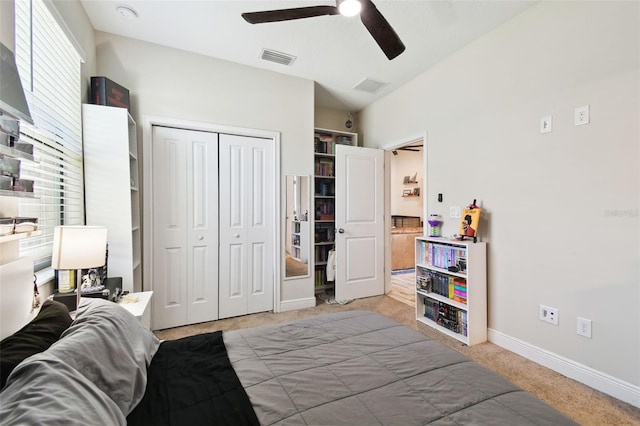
234, 233, 240, 238
198, 235, 204, 241
337, 228, 345, 234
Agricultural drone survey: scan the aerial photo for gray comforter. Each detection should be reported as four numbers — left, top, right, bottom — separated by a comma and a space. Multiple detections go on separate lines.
224, 310, 577, 425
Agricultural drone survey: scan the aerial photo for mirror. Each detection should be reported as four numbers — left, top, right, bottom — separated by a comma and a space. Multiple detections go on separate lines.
285, 175, 310, 278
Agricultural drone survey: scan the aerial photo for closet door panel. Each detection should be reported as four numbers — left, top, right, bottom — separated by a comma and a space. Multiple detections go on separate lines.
219, 135, 274, 318
152, 126, 219, 329
152, 128, 188, 330
186, 133, 219, 324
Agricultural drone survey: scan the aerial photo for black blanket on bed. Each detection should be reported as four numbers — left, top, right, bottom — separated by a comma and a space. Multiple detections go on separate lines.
127, 331, 259, 426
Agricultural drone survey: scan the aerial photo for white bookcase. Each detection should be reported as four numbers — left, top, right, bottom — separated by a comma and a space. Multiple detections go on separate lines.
291, 220, 309, 263
415, 236, 487, 345
82, 104, 141, 292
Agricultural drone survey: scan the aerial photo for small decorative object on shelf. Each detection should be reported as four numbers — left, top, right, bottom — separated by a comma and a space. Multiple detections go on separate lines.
415, 236, 487, 345
458, 199, 481, 243
427, 214, 442, 237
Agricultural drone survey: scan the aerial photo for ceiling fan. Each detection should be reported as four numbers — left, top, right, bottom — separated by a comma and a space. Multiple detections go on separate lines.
241, 0, 405, 60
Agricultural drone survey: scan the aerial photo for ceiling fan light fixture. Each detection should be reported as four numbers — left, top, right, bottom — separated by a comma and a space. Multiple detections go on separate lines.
338, 0, 361, 17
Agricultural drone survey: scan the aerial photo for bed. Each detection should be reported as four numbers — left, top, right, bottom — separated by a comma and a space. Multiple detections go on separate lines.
0, 298, 577, 425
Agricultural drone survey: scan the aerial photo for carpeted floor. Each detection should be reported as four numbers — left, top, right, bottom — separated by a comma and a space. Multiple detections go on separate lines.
155, 295, 640, 425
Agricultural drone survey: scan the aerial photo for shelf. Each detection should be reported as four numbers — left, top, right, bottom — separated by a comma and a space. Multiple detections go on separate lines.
416, 263, 467, 279
313, 128, 356, 290
415, 236, 487, 346
417, 316, 468, 344
416, 289, 467, 311
0, 230, 42, 244
0, 190, 36, 198
0, 144, 35, 162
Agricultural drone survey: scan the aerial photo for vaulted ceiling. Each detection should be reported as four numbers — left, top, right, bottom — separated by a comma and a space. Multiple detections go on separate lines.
80, 0, 536, 112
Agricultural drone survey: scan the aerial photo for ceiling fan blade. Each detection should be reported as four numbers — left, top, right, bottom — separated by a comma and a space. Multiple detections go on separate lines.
359, 0, 405, 60
242, 6, 338, 24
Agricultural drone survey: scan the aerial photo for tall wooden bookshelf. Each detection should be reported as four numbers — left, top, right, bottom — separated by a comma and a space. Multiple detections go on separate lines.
415, 236, 487, 345
313, 128, 357, 293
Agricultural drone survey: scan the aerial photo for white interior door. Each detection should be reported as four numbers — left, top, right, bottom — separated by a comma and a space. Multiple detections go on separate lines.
335, 145, 384, 301
219, 134, 275, 319
151, 126, 219, 330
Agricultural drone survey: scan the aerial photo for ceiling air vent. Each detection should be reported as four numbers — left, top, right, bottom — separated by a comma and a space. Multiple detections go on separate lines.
353, 77, 389, 94
260, 49, 296, 66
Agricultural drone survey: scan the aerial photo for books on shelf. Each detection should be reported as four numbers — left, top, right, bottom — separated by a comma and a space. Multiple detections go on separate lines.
418, 269, 467, 305
314, 157, 334, 177
417, 241, 467, 272
314, 132, 353, 155
423, 296, 468, 336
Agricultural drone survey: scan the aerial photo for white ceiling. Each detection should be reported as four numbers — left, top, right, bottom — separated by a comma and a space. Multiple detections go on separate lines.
79, 0, 536, 112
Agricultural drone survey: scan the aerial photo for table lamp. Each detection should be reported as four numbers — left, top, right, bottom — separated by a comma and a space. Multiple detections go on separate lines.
51, 225, 108, 309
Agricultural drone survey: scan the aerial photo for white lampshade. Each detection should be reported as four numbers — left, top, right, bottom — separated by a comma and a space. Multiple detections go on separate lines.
51, 226, 108, 270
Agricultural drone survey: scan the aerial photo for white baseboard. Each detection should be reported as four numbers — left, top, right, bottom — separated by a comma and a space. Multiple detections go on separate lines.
488, 328, 640, 409
279, 297, 316, 312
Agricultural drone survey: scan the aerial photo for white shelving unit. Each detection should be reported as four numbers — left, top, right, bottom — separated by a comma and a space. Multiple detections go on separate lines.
0, 142, 37, 339
415, 236, 487, 345
290, 220, 309, 263
313, 128, 357, 292
82, 104, 141, 292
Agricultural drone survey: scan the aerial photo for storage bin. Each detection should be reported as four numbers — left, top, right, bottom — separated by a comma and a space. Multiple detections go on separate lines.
13, 217, 38, 233
0, 218, 14, 236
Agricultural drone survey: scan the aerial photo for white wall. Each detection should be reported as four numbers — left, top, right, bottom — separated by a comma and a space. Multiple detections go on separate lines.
359, 0, 639, 395
315, 107, 357, 136
93, 32, 316, 304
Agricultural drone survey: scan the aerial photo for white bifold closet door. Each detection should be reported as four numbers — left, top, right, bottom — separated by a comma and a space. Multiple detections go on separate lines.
151, 126, 219, 330
218, 134, 274, 319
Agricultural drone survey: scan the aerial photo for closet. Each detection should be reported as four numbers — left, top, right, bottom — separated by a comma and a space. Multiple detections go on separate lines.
150, 126, 275, 330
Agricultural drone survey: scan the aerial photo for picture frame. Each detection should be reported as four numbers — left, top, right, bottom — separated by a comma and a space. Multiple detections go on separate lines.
402, 189, 412, 196
459, 207, 481, 238
413, 187, 420, 196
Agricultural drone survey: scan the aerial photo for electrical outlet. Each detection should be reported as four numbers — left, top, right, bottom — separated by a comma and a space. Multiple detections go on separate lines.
450, 206, 461, 218
540, 115, 552, 133
539, 304, 559, 326
577, 317, 592, 338
574, 105, 590, 126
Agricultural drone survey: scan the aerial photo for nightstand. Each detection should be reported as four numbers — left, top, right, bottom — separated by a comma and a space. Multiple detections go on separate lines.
118, 291, 153, 328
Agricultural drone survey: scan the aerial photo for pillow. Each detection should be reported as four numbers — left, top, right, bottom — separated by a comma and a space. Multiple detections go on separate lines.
0, 300, 72, 389
57, 298, 161, 414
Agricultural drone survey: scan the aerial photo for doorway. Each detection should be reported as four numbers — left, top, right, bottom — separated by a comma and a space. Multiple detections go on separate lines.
386, 138, 424, 307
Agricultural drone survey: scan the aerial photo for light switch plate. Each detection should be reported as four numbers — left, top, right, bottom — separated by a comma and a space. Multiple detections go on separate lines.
540, 115, 552, 133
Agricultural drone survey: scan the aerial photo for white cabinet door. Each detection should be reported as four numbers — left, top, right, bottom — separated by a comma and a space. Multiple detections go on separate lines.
151, 126, 219, 330
334, 145, 384, 301
219, 134, 275, 319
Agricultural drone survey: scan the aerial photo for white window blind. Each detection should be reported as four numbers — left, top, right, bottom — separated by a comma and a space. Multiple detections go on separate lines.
14, 0, 84, 270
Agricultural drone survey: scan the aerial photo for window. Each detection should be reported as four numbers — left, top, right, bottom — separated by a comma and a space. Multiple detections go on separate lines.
14, 0, 84, 271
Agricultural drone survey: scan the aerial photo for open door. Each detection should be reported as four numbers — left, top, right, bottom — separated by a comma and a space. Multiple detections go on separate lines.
334, 145, 384, 300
